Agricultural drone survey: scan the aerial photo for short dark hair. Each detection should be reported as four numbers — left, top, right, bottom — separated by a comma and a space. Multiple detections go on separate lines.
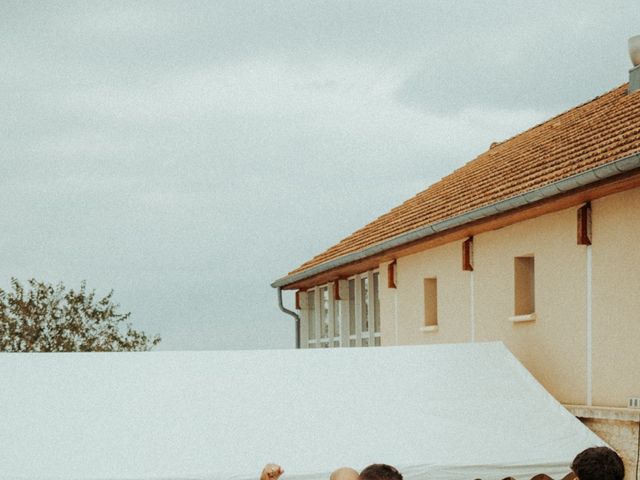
571, 446, 624, 480
359, 464, 402, 480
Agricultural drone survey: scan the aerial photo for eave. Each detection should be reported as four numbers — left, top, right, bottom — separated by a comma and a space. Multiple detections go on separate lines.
272, 152, 640, 291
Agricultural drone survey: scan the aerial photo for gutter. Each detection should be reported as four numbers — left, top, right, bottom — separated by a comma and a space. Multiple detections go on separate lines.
272, 151, 640, 290
277, 287, 300, 348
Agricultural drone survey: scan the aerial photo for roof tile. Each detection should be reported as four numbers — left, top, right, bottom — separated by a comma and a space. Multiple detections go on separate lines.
288, 84, 640, 277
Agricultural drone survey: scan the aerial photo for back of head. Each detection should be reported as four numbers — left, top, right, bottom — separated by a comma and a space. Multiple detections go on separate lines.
359, 464, 403, 480
571, 447, 624, 480
330, 467, 359, 480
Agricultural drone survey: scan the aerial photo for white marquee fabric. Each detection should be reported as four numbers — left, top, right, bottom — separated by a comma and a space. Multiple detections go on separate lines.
0, 342, 603, 480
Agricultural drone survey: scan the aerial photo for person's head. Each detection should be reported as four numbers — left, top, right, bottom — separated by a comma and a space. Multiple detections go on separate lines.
571, 447, 624, 480
358, 464, 402, 480
330, 467, 359, 480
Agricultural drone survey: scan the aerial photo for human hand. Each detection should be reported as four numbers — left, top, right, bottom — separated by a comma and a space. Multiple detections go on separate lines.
261, 464, 284, 480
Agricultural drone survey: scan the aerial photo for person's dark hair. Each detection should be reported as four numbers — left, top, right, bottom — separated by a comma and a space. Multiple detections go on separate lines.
571, 447, 624, 480
359, 464, 402, 480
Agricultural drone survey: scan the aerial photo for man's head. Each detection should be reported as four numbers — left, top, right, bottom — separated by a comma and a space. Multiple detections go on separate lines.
571, 447, 624, 480
330, 467, 359, 480
358, 464, 402, 480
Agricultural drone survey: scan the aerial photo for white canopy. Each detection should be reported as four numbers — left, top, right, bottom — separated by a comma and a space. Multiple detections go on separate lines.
0, 342, 603, 480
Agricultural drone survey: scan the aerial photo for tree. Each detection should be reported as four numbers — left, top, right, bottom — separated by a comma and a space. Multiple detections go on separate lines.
0, 278, 161, 352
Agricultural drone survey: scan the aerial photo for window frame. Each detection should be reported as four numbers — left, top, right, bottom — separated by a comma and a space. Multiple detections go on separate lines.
302, 269, 381, 348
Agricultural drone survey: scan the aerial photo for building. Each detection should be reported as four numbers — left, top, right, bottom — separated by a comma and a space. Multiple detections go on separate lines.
272, 46, 640, 476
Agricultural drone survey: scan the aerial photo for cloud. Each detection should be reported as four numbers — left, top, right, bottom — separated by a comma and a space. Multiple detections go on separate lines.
394, 2, 638, 113
1, 0, 637, 349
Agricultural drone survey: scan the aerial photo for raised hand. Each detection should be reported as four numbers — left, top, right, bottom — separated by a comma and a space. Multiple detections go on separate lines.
261, 464, 284, 480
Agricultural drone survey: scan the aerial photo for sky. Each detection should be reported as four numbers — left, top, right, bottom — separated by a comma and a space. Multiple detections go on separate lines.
1, 1, 638, 350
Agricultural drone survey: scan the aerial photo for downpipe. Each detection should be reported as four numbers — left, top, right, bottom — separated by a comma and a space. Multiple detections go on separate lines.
277, 287, 300, 349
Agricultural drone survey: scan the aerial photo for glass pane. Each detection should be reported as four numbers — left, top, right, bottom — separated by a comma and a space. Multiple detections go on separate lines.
320, 287, 329, 339
360, 276, 369, 332
348, 279, 355, 336
374, 337, 381, 346
333, 340, 340, 348
349, 339, 356, 347
308, 291, 316, 341
333, 289, 340, 338
361, 338, 369, 347
373, 272, 380, 333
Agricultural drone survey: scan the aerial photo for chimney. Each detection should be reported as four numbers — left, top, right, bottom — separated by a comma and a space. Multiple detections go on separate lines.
629, 35, 640, 93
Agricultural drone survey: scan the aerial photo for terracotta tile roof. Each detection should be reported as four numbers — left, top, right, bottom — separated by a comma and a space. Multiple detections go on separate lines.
288, 84, 640, 278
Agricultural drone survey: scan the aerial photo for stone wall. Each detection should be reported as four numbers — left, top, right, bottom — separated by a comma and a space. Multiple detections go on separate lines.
566, 405, 640, 480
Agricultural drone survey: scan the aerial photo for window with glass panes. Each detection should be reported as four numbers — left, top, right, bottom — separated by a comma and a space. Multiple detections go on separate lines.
348, 279, 356, 347
373, 272, 381, 346
360, 275, 369, 347
307, 290, 317, 348
319, 286, 330, 348
332, 291, 341, 347
303, 271, 381, 348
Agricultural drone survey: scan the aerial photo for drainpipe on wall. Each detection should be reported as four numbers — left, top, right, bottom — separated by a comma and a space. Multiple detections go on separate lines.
586, 243, 593, 406
277, 287, 300, 349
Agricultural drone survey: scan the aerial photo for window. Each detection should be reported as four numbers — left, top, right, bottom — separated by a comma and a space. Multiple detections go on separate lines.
423, 278, 438, 328
302, 270, 381, 349
307, 290, 316, 348
373, 272, 381, 346
514, 256, 535, 319
360, 276, 369, 347
332, 288, 341, 347
348, 279, 356, 347
353, 271, 381, 347
319, 286, 330, 348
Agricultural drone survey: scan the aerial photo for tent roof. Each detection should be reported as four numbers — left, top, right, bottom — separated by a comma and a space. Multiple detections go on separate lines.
0, 342, 603, 480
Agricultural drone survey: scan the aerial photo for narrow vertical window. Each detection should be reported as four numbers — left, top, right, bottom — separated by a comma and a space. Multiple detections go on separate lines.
332, 287, 341, 347
307, 290, 316, 347
319, 286, 330, 348
348, 279, 356, 347
373, 272, 381, 346
360, 276, 369, 347
423, 278, 438, 328
514, 256, 535, 316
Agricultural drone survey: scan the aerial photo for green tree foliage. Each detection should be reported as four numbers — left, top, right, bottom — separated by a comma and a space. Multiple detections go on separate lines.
0, 278, 161, 352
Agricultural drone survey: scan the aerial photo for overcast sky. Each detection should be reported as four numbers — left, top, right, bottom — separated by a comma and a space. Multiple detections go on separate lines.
1, 1, 638, 350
